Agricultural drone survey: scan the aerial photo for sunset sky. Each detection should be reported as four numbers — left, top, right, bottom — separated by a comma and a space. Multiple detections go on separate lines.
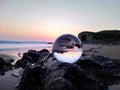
0, 0, 120, 42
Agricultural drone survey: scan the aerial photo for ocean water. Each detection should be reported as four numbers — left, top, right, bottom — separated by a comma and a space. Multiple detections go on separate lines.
0, 41, 53, 58
0, 42, 52, 51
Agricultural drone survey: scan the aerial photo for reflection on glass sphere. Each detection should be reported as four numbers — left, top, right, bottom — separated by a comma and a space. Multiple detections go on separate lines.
52, 34, 83, 63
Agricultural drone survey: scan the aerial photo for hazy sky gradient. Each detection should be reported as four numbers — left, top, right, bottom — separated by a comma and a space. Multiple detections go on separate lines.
0, 0, 120, 41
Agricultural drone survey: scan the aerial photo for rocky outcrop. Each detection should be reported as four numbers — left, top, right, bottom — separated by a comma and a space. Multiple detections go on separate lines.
16, 49, 109, 90
78, 30, 120, 43
0, 57, 14, 75
77, 56, 120, 86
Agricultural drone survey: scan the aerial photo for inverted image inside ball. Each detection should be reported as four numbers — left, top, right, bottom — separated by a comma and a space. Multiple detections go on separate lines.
52, 34, 83, 63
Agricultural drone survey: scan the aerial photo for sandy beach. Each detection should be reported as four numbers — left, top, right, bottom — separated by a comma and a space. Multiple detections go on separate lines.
83, 44, 120, 59
0, 69, 21, 90
0, 44, 120, 90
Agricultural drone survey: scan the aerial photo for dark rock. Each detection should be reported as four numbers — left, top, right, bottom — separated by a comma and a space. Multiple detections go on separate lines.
21, 50, 39, 63
77, 55, 120, 86
0, 57, 14, 75
62, 63, 108, 90
15, 49, 50, 68
82, 53, 87, 57
17, 63, 44, 90
0, 57, 5, 70
0, 57, 5, 75
91, 56, 114, 67
15, 59, 27, 68
17, 49, 108, 90
45, 77, 76, 90
77, 59, 102, 68
78, 55, 119, 68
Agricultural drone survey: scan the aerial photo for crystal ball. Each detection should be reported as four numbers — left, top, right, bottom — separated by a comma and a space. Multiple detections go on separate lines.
52, 34, 83, 63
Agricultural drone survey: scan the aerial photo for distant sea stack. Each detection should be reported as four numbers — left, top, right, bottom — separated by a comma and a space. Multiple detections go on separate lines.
78, 30, 120, 44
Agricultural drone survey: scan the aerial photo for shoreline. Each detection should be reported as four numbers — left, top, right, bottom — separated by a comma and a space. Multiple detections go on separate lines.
0, 44, 120, 63
0, 44, 120, 90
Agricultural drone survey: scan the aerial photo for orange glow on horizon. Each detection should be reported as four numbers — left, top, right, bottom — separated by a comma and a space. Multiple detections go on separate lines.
0, 17, 82, 42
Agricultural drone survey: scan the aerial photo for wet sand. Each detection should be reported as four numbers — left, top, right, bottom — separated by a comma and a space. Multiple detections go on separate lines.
0, 69, 20, 90
0, 54, 19, 60
83, 44, 120, 59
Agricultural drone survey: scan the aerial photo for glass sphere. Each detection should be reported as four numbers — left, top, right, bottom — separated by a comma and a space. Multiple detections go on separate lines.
52, 34, 83, 63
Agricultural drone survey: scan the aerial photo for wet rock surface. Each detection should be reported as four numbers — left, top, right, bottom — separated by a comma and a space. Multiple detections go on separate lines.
77, 55, 120, 86
13, 49, 120, 90
0, 57, 14, 75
